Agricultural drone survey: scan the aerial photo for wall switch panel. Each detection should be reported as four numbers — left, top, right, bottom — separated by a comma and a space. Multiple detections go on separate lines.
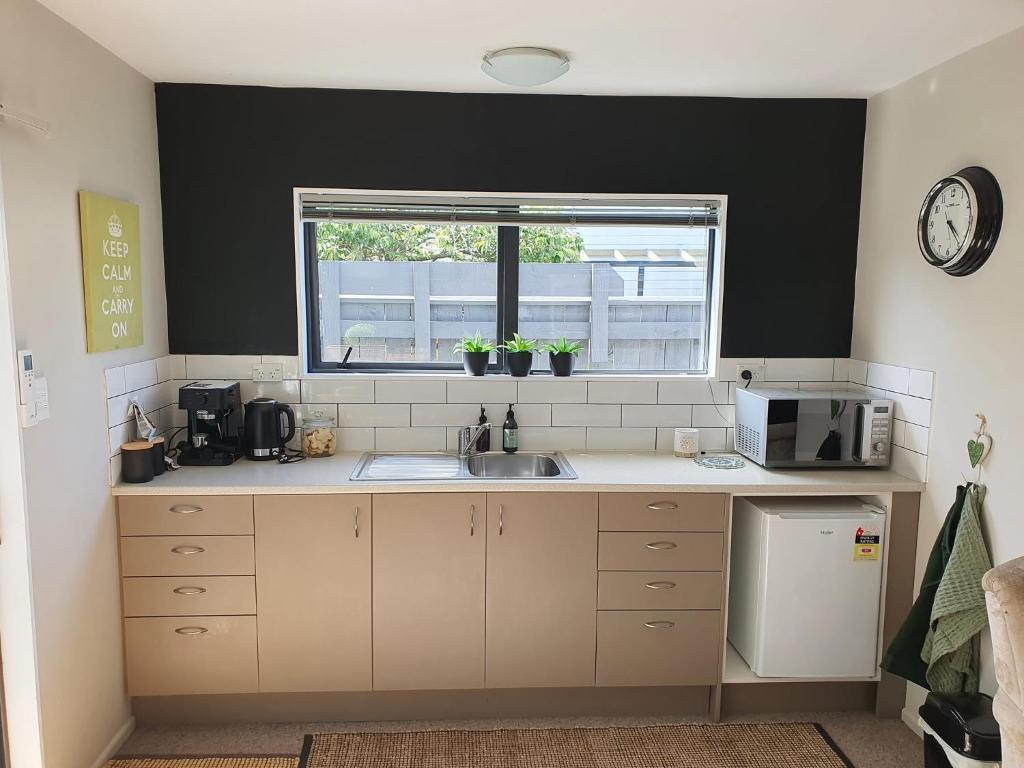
736, 363, 766, 383
251, 363, 284, 382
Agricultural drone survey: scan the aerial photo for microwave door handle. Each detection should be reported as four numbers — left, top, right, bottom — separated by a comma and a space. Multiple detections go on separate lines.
853, 403, 866, 462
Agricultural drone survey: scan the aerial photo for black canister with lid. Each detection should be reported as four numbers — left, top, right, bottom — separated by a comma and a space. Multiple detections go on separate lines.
121, 441, 154, 484
150, 436, 166, 476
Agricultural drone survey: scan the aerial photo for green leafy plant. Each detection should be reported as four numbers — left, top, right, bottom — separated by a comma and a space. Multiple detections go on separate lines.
500, 333, 538, 353
542, 337, 584, 356
453, 332, 497, 354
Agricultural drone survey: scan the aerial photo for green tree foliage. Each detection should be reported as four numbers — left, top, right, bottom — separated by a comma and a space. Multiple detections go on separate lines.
316, 222, 582, 263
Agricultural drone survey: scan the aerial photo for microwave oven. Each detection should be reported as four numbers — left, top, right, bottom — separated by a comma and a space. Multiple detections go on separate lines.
735, 388, 893, 468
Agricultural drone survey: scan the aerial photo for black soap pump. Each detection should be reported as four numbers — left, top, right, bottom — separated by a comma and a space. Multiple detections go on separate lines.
477, 406, 490, 453
502, 404, 519, 454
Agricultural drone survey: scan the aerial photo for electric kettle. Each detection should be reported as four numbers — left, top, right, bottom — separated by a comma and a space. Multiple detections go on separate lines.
243, 398, 296, 461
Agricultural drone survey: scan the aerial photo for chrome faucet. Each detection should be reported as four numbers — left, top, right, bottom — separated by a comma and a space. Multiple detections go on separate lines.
457, 423, 491, 457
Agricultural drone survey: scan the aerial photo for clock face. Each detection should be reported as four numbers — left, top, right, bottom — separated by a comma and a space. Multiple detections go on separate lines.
923, 179, 975, 263
918, 167, 1002, 276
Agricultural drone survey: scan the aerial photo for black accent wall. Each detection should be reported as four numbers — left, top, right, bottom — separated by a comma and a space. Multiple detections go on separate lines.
155, 83, 865, 357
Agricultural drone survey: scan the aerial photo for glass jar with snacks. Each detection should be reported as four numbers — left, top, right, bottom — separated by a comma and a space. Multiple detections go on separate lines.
301, 416, 337, 458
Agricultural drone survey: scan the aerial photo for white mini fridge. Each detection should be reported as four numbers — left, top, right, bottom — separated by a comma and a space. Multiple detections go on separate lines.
728, 496, 885, 678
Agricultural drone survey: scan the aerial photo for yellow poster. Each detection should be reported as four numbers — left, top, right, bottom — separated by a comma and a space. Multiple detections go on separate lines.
79, 191, 143, 352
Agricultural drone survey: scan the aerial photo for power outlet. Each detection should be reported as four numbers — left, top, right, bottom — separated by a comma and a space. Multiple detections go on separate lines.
251, 363, 284, 382
736, 363, 766, 384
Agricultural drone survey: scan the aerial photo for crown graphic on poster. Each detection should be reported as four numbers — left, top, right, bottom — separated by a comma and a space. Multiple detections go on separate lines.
107, 211, 123, 238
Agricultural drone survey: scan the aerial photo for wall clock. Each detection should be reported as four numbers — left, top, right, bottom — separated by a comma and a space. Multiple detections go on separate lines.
917, 166, 1002, 276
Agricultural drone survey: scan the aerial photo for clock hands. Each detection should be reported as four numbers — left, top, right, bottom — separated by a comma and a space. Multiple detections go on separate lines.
946, 218, 960, 242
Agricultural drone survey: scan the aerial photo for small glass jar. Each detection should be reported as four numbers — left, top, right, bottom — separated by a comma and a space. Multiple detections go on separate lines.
301, 416, 337, 458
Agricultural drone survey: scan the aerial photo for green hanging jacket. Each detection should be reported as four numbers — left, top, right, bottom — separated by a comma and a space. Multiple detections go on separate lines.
880, 485, 967, 689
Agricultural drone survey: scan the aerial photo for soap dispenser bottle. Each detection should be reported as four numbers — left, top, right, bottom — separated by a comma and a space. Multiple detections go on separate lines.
502, 404, 518, 454
477, 405, 490, 453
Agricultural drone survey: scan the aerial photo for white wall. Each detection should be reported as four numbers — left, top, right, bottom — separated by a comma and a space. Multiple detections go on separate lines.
0, 0, 167, 765
853, 25, 1024, 712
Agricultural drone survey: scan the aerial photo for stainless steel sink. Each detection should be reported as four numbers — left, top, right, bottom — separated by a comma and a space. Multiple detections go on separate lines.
466, 453, 565, 478
350, 452, 576, 481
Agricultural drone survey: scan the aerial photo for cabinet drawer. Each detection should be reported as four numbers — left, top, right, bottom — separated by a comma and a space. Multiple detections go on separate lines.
122, 576, 256, 617
119, 495, 254, 536
596, 610, 721, 686
124, 616, 258, 695
598, 532, 724, 572
598, 572, 722, 610
120, 536, 255, 577
599, 493, 725, 532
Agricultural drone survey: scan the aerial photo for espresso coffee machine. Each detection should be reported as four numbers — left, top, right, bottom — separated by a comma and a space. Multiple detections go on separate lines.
176, 381, 244, 466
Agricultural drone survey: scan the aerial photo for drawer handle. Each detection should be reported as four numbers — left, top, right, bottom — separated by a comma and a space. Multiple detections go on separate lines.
470, 504, 475, 537
169, 504, 203, 514
644, 541, 678, 550
646, 501, 678, 511
354, 505, 360, 539
170, 545, 205, 555
172, 586, 207, 596
645, 581, 677, 590
643, 621, 676, 630
174, 626, 208, 635
499, 504, 504, 536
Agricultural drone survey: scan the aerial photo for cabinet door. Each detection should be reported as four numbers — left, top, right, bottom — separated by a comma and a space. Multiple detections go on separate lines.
486, 492, 598, 688
373, 493, 486, 690
254, 494, 371, 692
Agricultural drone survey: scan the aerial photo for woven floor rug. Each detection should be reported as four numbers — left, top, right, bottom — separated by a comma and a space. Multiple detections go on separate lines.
299, 723, 853, 768
109, 758, 298, 768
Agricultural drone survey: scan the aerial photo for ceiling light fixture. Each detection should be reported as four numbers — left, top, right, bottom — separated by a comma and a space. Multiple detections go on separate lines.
481, 47, 570, 86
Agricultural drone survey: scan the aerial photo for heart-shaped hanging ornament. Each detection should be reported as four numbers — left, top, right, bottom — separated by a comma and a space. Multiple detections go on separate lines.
975, 433, 993, 466
967, 440, 984, 468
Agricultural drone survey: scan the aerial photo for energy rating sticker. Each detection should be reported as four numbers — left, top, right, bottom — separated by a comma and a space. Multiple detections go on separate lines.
854, 525, 881, 561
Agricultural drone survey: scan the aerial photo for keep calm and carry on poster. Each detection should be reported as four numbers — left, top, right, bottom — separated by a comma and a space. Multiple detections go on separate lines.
79, 191, 142, 352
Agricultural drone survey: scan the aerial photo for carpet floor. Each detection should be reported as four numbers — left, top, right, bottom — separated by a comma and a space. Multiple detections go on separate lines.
118, 712, 921, 768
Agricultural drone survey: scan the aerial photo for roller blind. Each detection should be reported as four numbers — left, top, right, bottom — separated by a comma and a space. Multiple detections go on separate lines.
300, 192, 719, 227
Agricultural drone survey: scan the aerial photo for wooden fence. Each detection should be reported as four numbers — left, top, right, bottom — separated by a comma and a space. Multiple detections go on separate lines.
318, 261, 709, 371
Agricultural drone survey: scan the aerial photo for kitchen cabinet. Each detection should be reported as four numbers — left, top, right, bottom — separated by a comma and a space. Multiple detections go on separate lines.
372, 493, 486, 690
254, 494, 372, 692
485, 492, 598, 688
124, 616, 258, 696
596, 610, 720, 686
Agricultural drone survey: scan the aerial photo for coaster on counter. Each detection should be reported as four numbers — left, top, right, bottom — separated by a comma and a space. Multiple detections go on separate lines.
694, 454, 745, 470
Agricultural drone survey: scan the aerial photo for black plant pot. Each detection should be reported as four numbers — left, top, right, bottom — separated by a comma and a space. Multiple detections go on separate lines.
549, 352, 576, 377
506, 351, 534, 378
462, 351, 490, 376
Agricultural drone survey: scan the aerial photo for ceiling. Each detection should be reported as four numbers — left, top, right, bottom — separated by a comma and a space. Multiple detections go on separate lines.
38, 0, 1024, 98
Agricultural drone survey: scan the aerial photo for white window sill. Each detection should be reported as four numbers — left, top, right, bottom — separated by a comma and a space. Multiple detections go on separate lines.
299, 370, 719, 382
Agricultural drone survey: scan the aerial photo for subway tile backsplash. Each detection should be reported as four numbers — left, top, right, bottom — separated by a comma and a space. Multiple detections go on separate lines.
102, 354, 933, 485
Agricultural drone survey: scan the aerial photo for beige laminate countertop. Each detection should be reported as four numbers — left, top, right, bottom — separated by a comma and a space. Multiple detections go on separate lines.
112, 451, 924, 496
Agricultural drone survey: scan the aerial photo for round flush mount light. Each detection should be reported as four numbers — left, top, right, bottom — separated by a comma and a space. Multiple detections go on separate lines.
481, 47, 570, 86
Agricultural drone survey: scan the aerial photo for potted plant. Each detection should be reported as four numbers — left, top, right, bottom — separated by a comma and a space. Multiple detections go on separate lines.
453, 332, 496, 376
543, 337, 584, 377
501, 333, 537, 377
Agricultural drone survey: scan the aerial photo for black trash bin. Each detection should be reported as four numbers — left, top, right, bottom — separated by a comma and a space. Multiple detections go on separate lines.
919, 692, 1002, 767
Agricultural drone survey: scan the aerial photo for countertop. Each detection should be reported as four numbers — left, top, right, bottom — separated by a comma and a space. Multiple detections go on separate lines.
112, 451, 925, 496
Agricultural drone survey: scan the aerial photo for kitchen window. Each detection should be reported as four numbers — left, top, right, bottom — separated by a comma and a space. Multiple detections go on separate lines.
300, 192, 722, 374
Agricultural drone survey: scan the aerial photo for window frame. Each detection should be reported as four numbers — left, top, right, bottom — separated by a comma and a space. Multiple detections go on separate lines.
297, 190, 725, 377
